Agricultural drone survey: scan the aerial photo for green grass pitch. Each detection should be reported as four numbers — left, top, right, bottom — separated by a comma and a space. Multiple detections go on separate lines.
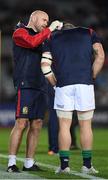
0, 127, 108, 179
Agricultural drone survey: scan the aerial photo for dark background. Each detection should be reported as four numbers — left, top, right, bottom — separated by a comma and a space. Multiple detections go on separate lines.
0, 0, 108, 126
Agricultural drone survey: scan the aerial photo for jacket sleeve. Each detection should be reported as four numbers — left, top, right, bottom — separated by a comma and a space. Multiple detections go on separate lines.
12, 28, 51, 48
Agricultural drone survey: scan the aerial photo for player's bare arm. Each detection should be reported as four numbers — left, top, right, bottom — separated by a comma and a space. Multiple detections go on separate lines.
41, 52, 57, 86
92, 42, 105, 79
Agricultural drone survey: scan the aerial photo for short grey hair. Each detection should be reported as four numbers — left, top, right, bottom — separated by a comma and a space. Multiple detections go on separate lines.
63, 22, 75, 30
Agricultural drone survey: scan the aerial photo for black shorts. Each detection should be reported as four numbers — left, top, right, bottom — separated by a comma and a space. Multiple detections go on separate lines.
16, 88, 47, 120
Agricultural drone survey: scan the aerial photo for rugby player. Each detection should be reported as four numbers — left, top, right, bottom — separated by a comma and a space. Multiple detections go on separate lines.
41, 22, 105, 174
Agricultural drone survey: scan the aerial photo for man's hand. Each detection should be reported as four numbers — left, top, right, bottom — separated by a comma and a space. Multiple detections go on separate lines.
49, 20, 63, 32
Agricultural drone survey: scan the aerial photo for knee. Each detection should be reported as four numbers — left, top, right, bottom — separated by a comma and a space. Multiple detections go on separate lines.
79, 121, 92, 134
30, 120, 42, 132
15, 119, 27, 131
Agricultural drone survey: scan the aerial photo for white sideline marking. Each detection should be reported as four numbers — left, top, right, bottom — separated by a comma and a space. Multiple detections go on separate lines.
0, 154, 105, 179
0, 168, 41, 179
0, 155, 46, 179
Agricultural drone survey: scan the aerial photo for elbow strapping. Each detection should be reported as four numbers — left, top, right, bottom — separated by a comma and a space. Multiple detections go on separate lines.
41, 65, 53, 77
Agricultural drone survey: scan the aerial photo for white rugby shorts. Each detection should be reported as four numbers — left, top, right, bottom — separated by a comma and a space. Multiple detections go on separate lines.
54, 84, 95, 111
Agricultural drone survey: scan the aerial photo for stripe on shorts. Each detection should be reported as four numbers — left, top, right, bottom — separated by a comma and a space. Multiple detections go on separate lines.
16, 89, 21, 117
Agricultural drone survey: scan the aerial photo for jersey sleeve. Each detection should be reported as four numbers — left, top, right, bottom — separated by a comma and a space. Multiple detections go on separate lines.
90, 29, 102, 44
13, 27, 51, 48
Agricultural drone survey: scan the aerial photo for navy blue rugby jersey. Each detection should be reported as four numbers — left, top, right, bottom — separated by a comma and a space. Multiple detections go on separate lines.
43, 27, 101, 87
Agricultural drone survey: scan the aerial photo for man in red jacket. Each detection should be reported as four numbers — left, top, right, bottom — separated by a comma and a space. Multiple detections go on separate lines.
7, 10, 62, 172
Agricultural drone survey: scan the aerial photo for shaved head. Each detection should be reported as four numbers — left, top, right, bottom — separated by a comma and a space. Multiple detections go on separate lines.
30, 10, 48, 20
27, 10, 49, 32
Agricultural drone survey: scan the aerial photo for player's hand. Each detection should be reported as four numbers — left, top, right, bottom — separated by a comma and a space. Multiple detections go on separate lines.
49, 20, 63, 32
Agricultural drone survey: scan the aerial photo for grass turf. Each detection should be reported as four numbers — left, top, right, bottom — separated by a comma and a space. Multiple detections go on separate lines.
0, 127, 108, 179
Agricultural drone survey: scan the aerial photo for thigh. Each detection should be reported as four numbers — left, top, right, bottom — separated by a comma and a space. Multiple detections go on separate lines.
75, 84, 95, 111
54, 85, 75, 111
77, 110, 94, 121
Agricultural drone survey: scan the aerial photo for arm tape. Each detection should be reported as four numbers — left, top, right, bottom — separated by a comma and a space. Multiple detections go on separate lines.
42, 56, 52, 61
42, 52, 52, 59
44, 71, 53, 77
41, 65, 53, 77
41, 57, 52, 65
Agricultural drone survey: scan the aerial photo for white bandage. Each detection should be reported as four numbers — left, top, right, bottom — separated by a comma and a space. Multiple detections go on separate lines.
41, 52, 53, 76
41, 52, 53, 65
41, 58, 52, 65
77, 110, 94, 120
41, 65, 53, 77
56, 110, 73, 120
42, 52, 52, 59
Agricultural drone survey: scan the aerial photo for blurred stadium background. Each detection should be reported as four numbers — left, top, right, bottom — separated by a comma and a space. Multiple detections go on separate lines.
0, 0, 108, 179
0, 0, 108, 127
